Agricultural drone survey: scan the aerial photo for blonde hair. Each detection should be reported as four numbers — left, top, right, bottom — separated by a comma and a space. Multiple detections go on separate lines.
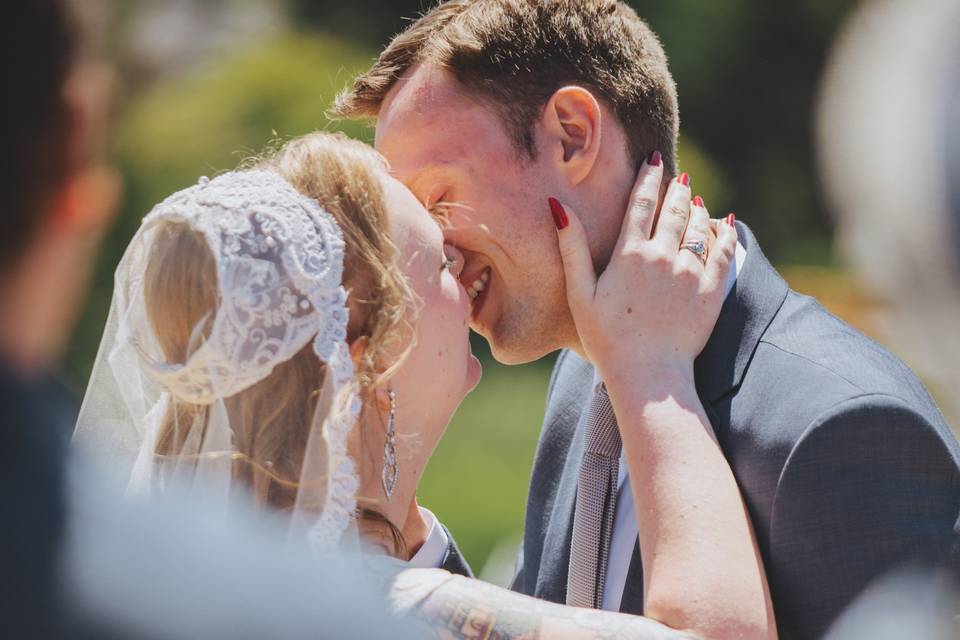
146, 133, 414, 534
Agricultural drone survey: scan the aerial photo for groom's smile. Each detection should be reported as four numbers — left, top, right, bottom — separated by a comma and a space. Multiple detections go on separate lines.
374, 63, 579, 364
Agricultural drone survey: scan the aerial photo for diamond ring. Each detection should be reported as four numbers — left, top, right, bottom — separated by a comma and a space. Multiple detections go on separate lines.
680, 240, 707, 263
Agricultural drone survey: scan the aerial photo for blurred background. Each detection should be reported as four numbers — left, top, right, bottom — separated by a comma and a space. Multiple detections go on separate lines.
63, 0, 951, 583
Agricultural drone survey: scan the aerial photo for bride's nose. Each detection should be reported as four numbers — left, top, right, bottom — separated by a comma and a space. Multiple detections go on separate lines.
443, 243, 466, 278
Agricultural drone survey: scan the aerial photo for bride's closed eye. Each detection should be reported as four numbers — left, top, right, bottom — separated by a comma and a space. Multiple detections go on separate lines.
427, 194, 452, 223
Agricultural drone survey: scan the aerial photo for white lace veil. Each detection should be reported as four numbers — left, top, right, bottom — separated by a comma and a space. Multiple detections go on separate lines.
74, 170, 360, 553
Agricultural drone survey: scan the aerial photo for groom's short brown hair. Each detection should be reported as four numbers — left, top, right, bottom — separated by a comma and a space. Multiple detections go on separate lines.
333, 0, 680, 174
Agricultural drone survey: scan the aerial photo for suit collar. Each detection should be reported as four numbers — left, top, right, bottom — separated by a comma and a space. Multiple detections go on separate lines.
695, 222, 789, 403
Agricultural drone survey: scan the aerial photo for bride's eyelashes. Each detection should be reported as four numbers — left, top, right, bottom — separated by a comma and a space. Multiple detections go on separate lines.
427, 192, 452, 223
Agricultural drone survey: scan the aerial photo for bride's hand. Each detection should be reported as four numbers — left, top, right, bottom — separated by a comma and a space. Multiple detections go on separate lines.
549, 159, 737, 385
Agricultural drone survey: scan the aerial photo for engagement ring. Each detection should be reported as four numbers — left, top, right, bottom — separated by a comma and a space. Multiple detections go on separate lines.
680, 240, 707, 263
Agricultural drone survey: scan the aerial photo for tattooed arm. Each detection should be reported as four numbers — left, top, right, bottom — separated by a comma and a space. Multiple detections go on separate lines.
390, 568, 698, 640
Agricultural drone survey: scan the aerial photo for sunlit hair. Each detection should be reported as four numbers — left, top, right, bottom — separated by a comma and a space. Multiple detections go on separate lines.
145, 132, 415, 549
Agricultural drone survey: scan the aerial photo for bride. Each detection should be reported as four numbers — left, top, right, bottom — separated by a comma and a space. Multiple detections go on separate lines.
76, 131, 774, 639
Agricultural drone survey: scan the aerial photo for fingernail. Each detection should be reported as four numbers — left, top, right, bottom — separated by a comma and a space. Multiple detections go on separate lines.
548, 197, 568, 230
678, 172, 690, 187
693, 195, 704, 208
725, 213, 736, 226
648, 150, 662, 167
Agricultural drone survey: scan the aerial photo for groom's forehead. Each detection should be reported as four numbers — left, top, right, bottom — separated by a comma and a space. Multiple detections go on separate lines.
376, 64, 503, 147
380, 64, 465, 119
376, 66, 510, 179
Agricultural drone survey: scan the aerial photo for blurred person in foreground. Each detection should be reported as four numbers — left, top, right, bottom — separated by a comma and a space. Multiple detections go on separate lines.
0, 3, 419, 638
334, 1, 960, 637
818, 0, 960, 637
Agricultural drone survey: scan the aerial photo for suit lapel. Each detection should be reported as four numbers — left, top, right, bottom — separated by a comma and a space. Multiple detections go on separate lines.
695, 222, 790, 404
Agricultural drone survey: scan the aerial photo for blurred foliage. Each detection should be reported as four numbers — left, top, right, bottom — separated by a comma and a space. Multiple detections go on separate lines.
419, 358, 554, 572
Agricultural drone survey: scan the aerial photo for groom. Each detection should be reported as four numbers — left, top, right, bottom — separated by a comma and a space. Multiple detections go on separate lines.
336, 1, 960, 637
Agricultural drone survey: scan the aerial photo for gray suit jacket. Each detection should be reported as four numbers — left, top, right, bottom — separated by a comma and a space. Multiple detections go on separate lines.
508, 223, 960, 639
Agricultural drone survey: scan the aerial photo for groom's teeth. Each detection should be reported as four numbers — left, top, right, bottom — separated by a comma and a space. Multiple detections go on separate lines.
469, 271, 488, 294
466, 268, 490, 304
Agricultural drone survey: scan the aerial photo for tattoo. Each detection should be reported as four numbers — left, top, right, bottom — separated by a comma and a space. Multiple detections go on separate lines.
425, 585, 541, 639
414, 576, 693, 640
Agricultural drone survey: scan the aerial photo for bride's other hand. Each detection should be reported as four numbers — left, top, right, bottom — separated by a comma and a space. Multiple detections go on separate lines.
549, 159, 736, 385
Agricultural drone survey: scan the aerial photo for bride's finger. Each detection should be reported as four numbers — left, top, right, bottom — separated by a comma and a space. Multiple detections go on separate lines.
677, 195, 712, 270
549, 197, 596, 311
613, 151, 665, 256
705, 214, 738, 288
650, 173, 692, 253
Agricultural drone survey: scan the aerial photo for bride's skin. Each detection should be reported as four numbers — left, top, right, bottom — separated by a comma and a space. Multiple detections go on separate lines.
350, 176, 482, 540
352, 166, 776, 639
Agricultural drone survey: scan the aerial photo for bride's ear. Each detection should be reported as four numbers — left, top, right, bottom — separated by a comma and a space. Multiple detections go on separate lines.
539, 86, 603, 187
373, 386, 393, 413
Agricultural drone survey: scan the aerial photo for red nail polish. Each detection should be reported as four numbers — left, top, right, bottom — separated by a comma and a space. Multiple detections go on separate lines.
678, 172, 690, 187
726, 213, 736, 226
548, 197, 568, 230
693, 195, 704, 208
648, 150, 662, 167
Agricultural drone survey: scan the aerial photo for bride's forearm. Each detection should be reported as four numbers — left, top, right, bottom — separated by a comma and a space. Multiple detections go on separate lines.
604, 371, 777, 640
392, 569, 697, 640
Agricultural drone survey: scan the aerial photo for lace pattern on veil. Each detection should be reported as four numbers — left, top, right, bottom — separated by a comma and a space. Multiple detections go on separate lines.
78, 170, 360, 553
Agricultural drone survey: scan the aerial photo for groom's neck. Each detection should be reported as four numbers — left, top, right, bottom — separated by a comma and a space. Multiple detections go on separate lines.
560, 172, 674, 365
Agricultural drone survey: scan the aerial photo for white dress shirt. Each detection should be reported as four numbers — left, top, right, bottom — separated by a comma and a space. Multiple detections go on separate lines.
408, 507, 450, 569
597, 240, 746, 610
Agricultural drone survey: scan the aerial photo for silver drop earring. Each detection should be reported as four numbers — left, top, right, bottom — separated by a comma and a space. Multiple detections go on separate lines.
381, 390, 398, 500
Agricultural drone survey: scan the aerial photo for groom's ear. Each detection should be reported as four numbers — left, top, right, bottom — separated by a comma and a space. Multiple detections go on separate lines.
540, 86, 603, 187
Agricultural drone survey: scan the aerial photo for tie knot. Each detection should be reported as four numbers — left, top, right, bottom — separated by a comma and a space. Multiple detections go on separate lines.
584, 385, 621, 458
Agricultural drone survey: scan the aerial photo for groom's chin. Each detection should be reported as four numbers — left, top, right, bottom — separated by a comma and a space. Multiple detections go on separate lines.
485, 330, 556, 366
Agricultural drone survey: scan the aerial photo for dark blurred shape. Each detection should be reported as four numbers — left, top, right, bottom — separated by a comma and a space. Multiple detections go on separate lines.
0, 3, 83, 635
0, 2, 74, 270
291, 0, 431, 47
0, 1, 419, 638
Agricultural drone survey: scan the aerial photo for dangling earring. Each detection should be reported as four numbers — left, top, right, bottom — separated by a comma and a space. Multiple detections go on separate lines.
381, 390, 398, 500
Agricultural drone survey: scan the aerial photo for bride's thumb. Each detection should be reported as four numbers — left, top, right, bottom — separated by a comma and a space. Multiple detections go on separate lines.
549, 198, 596, 308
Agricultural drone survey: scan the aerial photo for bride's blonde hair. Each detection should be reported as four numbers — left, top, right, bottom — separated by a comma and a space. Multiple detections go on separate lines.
145, 133, 414, 530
